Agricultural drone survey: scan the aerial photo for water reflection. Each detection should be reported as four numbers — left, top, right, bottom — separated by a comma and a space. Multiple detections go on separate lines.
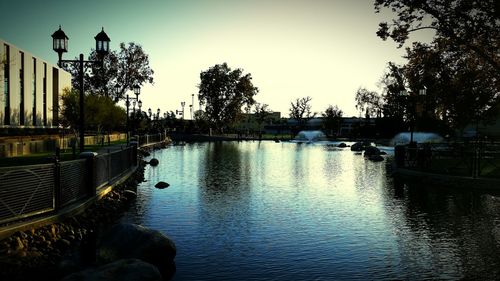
122, 141, 500, 280
384, 178, 500, 279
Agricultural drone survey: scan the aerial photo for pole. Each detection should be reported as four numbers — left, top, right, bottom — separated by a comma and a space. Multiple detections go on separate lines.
79, 54, 85, 153
126, 95, 129, 145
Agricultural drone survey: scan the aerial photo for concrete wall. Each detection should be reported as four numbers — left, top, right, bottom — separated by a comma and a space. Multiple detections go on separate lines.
0, 39, 71, 128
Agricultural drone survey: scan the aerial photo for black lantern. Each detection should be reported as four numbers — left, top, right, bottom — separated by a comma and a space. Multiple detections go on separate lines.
134, 85, 141, 96
51, 25, 68, 63
94, 27, 111, 56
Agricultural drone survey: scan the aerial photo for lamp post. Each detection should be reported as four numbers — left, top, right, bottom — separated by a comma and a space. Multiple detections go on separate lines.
398, 90, 414, 143
399, 88, 426, 144
191, 94, 194, 119
119, 84, 141, 144
52, 26, 110, 153
181, 101, 186, 120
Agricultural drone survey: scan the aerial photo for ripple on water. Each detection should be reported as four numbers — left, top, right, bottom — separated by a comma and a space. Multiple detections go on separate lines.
122, 141, 500, 280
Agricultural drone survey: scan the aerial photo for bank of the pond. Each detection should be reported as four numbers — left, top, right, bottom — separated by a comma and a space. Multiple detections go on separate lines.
0, 143, 171, 281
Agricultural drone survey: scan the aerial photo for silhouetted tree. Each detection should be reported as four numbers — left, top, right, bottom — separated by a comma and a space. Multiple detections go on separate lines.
253, 103, 272, 139
63, 42, 154, 100
322, 105, 343, 136
375, 0, 499, 72
198, 63, 258, 133
289, 96, 316, 129
355, 88, 382, 119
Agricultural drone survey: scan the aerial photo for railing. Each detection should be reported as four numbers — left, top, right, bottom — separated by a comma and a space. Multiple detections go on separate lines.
136, 133, 166, 147
395, 142, 500, 179
0, 145, 137, 225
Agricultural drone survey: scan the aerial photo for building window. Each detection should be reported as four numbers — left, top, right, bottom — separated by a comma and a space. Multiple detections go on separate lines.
32, 57, 36, 125
19, 51, 24, 125
3, 44, 9, 125
43, 63, 47, 126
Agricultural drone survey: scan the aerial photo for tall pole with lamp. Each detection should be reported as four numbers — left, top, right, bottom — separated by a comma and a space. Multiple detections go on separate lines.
181, 101, 186, 120
52, 26, 110, 153
117, 84, 141, 144
191, 94, 194, 119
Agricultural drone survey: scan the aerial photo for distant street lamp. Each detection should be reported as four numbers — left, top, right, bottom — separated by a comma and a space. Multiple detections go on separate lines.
191, 94, 194, 119
52, 26, 110, 152
399, 88, 427, 144
120, 84, 141, 143
398, 90, 413, 143
181, 101, 186, 119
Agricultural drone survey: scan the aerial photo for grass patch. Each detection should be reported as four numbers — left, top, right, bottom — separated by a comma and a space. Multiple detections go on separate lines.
0, 139, 128, 167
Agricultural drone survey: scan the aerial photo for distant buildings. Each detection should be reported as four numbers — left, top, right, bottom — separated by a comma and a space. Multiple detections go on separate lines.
233, 112, 377, 138
0, 39, 71, 131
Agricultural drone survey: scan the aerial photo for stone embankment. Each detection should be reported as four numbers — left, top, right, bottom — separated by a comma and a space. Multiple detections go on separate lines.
0, 142, 175, 281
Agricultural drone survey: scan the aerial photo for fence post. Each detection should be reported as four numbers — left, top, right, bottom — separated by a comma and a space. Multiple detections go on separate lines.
394, 145, 406, 168
130, 141, 138, 166
79, 152, 98, 197
54, 154, 61, 210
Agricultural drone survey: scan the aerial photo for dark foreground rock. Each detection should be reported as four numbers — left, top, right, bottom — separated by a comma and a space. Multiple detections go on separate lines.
97, 224, 176, 277
350, 142, 365, 151
368, 155, 384, 162
155, 181, 170, 189
364, 146, 381, 157
61, 258, 162, 281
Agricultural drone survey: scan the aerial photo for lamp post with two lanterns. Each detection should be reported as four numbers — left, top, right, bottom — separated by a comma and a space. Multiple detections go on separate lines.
118, 84, 141, 144
147, 108, 161, 132
52, 26, 111, 153
398, 87, 427, 144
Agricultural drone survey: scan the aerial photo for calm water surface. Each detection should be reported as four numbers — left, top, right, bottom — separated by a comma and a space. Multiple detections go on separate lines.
121, 141, 500, 280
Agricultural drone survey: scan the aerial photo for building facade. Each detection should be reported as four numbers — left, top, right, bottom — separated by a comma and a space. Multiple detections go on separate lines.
0, 39, 71, 129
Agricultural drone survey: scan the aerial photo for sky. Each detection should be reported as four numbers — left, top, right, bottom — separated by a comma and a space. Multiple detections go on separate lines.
0, 0, 433, 118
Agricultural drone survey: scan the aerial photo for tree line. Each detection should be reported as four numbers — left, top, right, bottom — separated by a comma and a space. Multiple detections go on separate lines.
355, 0, 499, 137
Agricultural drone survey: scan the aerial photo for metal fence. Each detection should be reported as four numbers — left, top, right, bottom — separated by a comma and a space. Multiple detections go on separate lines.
396, 142, 500, 179
0, 163, 55, 224
0, 145, 137, 225
136, 133, 166, 147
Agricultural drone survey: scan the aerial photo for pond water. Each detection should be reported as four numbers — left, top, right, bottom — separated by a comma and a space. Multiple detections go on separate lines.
121, 141, 500, 280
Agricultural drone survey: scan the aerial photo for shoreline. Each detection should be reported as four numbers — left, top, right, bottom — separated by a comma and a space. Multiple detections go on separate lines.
0, 144, 166, 281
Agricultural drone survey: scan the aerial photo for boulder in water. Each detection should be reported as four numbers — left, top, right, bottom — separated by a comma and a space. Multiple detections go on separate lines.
155, 182, 170, 189
364, 146, 381, 157
61, 258, 162, 281
97, 224, 176, 277
337, 142, 347, 148
123, 190, 137, 200
350, 142, 365, 151
149, 158, 159, 166
368, 155, 384, 162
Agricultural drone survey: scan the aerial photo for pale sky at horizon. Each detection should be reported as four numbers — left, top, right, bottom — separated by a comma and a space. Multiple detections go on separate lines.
0, 0, 434, 118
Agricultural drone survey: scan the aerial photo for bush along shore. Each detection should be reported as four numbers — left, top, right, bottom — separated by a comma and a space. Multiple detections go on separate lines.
0, 143, 176, 281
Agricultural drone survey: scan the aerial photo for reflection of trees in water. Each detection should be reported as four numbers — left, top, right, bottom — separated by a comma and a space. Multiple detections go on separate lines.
197, 142, 254, 249
385, 177, 500, 279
